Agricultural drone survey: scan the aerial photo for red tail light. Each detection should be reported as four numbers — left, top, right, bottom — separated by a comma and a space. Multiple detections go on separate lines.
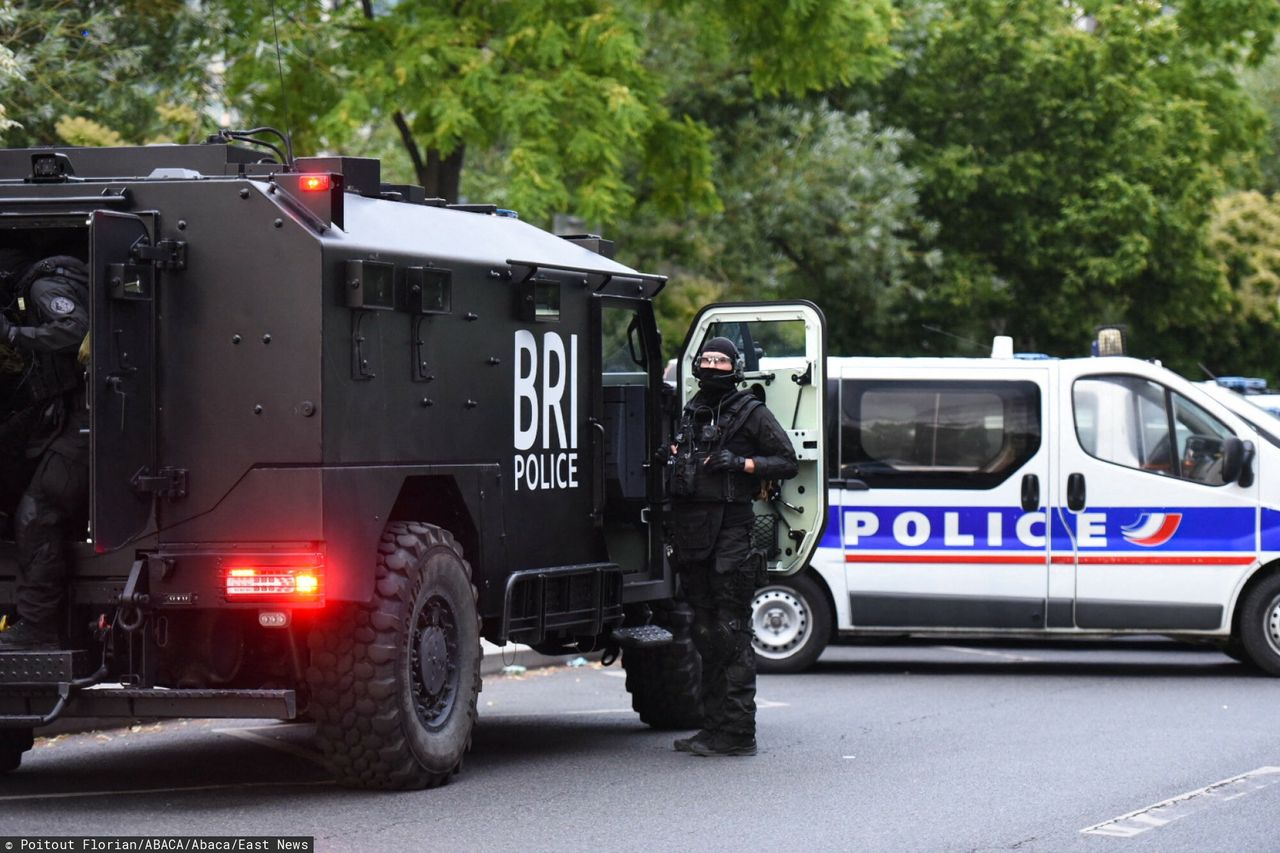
300, 174, 332, 192
224, 565, 324, 602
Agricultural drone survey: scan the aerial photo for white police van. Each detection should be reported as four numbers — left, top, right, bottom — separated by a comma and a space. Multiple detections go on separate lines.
752, 335, 1280, 675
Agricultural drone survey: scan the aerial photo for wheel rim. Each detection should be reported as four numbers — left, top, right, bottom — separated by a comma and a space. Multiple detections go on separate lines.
411, 593, 460, 729
751, 586, 810, 660
1266, 594, 1280, 657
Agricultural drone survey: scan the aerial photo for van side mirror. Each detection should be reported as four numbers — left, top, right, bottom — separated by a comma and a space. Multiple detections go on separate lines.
1221, 436, 1247, 484
1239, 439, 1256, 487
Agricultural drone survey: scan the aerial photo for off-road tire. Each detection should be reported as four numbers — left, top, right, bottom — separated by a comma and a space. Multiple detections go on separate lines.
0, 728, 33, 774
751, 571, 833, 674
1239, 573, 1280, 676
307, 522, 481, 789
623, 599, 703, 729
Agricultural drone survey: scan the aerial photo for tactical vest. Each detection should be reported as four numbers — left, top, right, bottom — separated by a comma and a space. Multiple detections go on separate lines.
17, 255, 89, 403
668, 391, 762, 503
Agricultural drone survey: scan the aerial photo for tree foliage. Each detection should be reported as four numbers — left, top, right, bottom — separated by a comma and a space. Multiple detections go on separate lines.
0, 1, 213, 146
216, 0, 899, 226
1200, 191, 1280, 375
859, 0, 1278, 370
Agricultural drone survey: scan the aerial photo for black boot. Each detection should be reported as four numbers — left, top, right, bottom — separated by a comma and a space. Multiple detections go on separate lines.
0, 621, 59, 651
687, 731, 757, 757
674, 730, 714, 753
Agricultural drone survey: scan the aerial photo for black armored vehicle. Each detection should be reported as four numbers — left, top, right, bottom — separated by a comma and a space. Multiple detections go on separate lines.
0, 136, 827, 788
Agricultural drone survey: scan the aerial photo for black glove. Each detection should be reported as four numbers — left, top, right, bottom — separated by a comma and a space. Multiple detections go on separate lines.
704, 449, 745, 472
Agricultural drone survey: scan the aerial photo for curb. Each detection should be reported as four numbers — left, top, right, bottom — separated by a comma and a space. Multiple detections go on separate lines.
36, 642, 597, 737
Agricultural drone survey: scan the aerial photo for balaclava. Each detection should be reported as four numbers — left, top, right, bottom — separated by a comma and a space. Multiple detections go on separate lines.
695, 336, 741, 399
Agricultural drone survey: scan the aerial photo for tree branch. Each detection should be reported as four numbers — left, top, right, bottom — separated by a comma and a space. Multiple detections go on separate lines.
393, 111, 429, 188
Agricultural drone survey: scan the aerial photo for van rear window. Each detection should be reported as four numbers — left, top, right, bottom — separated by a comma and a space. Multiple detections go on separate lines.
838, 380, 1041, 489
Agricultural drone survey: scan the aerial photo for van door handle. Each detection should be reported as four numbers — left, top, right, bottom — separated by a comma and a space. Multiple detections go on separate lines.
1066, 472, 1086, 512
1020, 473, 1039, 512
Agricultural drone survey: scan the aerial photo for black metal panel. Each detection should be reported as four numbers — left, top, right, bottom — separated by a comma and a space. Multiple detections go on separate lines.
90, 210, 157, 551
0, 688, 296, 720
1075, 600, 1223, 630
0, 650, 91, 683
850, 592, 1047, 629
145, 180, 324, 539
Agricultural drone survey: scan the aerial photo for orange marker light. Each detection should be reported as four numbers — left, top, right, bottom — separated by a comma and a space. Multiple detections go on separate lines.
300, 174, 332, 192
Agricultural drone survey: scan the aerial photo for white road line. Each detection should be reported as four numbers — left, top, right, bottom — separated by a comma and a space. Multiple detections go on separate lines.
936, 645, 1040, 662
1081, 766, 1280, 838
0, 779, 334, 803
213, 725, 330, 769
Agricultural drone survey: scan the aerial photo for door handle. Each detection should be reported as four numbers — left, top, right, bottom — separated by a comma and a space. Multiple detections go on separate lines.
1066, 472, 1086, 512
588, 418, 606, 519
1020, 473, 1039, 513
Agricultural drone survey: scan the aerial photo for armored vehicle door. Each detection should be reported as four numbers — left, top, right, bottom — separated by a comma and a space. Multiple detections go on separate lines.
679, 301, 827, 577
592, 295, 666, 582
89, 210, 158, 551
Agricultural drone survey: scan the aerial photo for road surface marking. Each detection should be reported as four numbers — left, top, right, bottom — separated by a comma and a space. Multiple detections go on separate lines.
1081, 766, 1280, 838
0, 779, 334, 803
213, 725, 329, 768
936, 645, 1040, 662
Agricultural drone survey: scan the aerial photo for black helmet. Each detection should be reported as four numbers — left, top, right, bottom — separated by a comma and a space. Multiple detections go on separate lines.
697, 336, 745, 382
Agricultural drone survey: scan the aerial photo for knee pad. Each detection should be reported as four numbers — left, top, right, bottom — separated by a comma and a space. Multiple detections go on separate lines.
694, 618, 736, 662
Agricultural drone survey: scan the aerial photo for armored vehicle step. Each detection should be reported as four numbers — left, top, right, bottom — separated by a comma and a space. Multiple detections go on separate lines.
0, 650, 94, 685
0, 687, 297, 726
610, 625, 674, 648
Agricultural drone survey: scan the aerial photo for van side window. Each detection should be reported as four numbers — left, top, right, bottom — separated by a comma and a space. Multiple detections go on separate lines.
1072, 376, 1234, 486
1172, 393, 1234, 485
839, 380, 1041, 489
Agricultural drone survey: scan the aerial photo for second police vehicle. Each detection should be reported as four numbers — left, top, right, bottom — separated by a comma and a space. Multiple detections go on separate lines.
750, 330, 1280, 675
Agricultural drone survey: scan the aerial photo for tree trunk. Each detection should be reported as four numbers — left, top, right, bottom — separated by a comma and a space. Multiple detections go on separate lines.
391, 111, 465, 203
424, 147, 465, 203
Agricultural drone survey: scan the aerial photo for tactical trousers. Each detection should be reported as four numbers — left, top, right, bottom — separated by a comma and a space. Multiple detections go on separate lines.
677, 521, 757, 738
15, 446, 88, 628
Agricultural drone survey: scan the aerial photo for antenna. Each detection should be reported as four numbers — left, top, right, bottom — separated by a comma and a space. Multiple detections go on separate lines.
1198, 362, 1218, 381
920, 324, 987, 354
269, 0, 295, 164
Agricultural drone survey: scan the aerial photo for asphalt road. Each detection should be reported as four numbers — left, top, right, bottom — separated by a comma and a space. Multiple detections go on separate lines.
3, 639, 1279, 852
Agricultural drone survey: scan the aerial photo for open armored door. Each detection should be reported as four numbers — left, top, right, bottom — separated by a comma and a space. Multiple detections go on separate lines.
680, 301, 827, 577
89, 210, 158, 551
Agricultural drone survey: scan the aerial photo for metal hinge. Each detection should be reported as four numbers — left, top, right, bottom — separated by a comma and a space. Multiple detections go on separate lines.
131, 238, 187, 271
130, 467, 189, 498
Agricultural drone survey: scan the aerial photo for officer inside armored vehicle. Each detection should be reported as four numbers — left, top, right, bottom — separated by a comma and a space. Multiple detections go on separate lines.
0, 242, 91, 651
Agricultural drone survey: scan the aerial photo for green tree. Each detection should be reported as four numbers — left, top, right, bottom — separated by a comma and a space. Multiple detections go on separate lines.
217, 0, 899, 226
860, 0, 1279, 367
1241, 51, 1280, 194
1201, 191, 1280, 377
0, 1, 214, 146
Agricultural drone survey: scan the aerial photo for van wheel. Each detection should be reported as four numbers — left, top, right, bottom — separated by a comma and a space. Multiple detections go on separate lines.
623, 600, 703, 729
1239, 573, 1280, 676
307, 522, 481, 789
0, 728, 33, 774
752, 572, 832, 674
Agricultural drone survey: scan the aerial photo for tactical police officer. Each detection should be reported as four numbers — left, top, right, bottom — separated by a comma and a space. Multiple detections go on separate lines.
667, 336, 797, 756
0, 252, 91, 650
